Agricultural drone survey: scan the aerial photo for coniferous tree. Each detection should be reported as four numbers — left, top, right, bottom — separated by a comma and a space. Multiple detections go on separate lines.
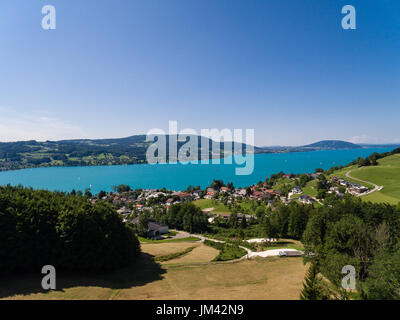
300, 262, 328, 300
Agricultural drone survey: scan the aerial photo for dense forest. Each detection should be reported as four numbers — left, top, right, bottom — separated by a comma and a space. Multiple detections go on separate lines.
0, 185, 140, 274
261, 197, 400, 299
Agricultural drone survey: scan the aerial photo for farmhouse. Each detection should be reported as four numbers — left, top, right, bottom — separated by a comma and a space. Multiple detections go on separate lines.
131, 217, 169, 239
291, 186, 302, 194
299, 195, 316, 204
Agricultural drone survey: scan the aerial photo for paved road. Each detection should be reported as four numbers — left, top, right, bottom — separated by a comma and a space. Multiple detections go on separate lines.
345, 169, 383, 196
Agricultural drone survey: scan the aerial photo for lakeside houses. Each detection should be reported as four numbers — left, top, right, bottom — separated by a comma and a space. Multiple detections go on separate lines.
94, 182, 288, 222
92, 171, 372, 227
330, 176, 370, 196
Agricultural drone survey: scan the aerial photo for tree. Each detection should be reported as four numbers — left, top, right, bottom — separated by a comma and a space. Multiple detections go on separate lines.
112, 184, 132, 193
0, 185, 140, 274
136, 212, 150, 238
357, 157, 370, 167
263, 214, 279, 239
229, 212, 238, 228
317, 189, 327, 199
245, 187, 252, 197
84, 188, 92, 198
288, 203, 310, 240
97, 190, 107, 199
300, 262, 328, 300
240, 215, 247, 229
211, 179, 224, 190
255, 206, 265, 220
238, 228, 245, 240
166, 203, 208, 233
363, 248, 400, 299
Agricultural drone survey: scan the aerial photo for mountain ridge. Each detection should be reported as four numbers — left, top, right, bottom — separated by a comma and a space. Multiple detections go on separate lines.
0, 136, 388, 172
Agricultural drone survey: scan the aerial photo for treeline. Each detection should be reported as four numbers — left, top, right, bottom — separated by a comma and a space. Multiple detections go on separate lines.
0, 185, 140, 274
262, 196, 400, 299
302, 197, 400, 299
141, 202, 208, 234
354, 148, 400, 167
263, 202, 313, 240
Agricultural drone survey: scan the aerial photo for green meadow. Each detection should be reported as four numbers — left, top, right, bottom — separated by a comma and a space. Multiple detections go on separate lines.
331, 154, 400, 205
193, 199, 231, 214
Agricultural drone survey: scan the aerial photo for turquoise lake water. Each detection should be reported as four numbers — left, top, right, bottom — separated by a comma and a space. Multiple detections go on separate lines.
0, 148, 394, 193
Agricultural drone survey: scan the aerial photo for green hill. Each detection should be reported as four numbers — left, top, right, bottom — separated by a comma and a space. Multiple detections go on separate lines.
0, 135, 262, 171
302, 140, 361, 149
331, 154, 400, 205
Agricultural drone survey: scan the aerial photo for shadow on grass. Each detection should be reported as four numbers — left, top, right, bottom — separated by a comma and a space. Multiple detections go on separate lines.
0, 253, 166, 299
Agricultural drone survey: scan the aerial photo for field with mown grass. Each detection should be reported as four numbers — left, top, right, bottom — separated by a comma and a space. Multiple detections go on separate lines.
1, 256, 306, 300
1, 239, 307, 300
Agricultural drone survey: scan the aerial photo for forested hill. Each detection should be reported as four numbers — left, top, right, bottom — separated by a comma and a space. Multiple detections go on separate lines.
259, 140, 362, 153
0, 136, 381, 172
0, 135, 263, 171
302, 140, 361, 149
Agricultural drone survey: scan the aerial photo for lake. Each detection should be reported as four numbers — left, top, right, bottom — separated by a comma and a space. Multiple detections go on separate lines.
0, 148, 394, 193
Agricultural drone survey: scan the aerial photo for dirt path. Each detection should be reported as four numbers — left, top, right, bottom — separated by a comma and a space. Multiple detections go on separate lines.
186, 232, 302, 261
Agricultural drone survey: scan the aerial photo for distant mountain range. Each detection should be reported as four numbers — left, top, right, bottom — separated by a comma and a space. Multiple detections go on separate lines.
0, 136, 397, 171
0, 135, 261, 171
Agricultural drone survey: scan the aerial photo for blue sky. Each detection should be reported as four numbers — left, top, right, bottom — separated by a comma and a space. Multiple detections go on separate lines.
0, 0, 399, 146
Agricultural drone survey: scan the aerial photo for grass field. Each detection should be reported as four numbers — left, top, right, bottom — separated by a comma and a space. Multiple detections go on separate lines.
162, 244, 219, 265
1, 239, 307, 300
193, 199, 231, 214
351, 154, 400, 204
330, 154, 400, 205
301, 179, 318, 197
141, 242, 202, 257
1, 255, 306, 300
329, 166, 374, 189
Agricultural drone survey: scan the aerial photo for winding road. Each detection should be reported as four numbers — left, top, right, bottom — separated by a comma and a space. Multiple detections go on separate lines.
345, 169, 383, 196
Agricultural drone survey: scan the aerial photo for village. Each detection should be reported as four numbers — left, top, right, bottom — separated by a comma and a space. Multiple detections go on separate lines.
88, 171, 371, 238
